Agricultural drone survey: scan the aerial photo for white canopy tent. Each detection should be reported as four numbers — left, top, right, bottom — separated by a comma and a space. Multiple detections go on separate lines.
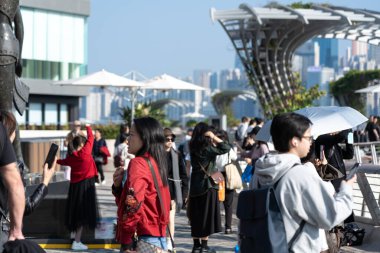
53, 69, 145, 122
143, 74, 206, 91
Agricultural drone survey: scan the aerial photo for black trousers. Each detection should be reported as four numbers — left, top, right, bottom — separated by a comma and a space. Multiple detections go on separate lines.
95, 161, 105, 181
221, 171, 235, 229
223, 188, 234, 229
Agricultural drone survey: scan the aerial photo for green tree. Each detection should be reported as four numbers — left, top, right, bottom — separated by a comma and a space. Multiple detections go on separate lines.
264, 83, 326, 117
330, 69, 380, 114
119, 102, 170, 126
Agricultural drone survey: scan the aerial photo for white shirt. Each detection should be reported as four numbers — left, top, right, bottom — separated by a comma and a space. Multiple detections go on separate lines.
215, 148, 238, 172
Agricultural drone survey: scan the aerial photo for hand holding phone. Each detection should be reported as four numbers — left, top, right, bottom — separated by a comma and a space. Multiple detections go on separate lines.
45, 143, 59, 169
346, 162, 360, 180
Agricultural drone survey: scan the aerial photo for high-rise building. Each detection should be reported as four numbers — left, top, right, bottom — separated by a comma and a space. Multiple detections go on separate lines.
193, 69, 211, 89
352, 41, 368, 57
346, 47, 352, 65
314, 38, 339, 70
368, 45, 380, 66
209, 72, 219, 91
294, 40, 315, 84
306, 66, 335, 106
19, 0, 90, 127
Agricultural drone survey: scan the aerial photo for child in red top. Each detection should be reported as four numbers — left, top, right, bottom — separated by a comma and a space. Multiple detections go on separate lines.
57, 124, 99, 251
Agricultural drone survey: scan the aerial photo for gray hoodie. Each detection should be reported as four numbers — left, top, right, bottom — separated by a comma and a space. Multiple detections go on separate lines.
254, 153, 353, 252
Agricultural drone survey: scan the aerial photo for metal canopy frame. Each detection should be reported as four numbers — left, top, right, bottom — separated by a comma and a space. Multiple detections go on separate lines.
211, 3, 380, 116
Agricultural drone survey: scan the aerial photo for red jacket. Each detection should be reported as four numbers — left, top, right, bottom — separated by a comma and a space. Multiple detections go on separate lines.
57, 126, 98, 183
113, 153, 170, 244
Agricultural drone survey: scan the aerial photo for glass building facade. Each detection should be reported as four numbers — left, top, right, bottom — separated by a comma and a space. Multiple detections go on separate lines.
18, 0, 90, 127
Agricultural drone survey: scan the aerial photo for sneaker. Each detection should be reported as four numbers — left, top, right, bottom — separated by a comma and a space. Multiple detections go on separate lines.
95, 182, 100, 186
72, 241, 88, 250
101, 180, 106, 185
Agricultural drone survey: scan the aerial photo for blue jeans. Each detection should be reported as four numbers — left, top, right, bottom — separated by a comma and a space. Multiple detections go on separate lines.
139, 236, 167, 250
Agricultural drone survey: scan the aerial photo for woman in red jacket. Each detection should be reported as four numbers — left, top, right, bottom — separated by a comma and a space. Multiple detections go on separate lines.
57, 124, 99, 251
112, 117, 170, 252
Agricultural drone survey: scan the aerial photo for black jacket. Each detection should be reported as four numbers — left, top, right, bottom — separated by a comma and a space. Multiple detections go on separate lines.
24, 183, 48, 216
315, 131, 354, 191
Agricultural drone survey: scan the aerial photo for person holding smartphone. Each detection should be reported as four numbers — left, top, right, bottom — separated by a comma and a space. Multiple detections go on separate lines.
0, 111, 58, 251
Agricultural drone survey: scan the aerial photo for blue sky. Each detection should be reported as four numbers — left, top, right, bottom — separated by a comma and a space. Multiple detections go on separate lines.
88, 0, 379, 79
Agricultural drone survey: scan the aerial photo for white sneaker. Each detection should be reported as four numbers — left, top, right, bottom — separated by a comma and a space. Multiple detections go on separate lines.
72, 241, 88, 250
95, 182, 100, 186
101, 180, 106, 185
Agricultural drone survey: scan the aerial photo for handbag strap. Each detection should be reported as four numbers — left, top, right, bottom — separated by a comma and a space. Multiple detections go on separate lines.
144, 157, 176, 251
198, 161, 211, 176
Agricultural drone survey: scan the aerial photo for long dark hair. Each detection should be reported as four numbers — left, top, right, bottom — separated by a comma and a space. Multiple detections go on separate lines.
0, 111, 16, 138
189, 122, 211, 155
133, 117, 168, 186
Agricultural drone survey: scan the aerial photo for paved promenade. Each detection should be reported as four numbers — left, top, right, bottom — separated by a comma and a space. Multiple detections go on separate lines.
44, 164, 238, 253
42, 163, 380, 253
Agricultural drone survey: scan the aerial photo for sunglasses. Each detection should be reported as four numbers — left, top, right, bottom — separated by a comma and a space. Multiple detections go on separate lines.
165, 137, 175, 142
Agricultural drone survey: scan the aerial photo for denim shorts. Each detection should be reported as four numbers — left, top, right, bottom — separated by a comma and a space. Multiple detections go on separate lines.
139, 235, 167, 250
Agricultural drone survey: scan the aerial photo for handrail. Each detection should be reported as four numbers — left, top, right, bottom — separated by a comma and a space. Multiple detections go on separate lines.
351, 142, 380, 225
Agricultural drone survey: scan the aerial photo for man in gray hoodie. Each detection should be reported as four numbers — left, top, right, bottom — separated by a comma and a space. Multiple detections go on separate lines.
254, 113, 355, 252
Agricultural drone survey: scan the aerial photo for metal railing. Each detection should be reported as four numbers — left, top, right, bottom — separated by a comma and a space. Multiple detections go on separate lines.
351, 141, 380, 225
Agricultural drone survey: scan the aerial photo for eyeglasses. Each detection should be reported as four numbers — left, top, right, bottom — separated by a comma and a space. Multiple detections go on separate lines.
165, 137, 174, 142
302, 135, 313, 142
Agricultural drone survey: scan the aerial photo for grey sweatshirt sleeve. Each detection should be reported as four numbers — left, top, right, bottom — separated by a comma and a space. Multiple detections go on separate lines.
282, 163, 353, 230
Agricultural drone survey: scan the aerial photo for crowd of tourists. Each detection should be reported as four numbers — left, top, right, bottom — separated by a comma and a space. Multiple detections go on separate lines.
0, 111, 360, 253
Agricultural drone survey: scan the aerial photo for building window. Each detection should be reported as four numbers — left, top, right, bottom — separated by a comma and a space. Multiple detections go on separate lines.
29, 103, 42, 125
45, 103, 58, 125
22, 59, 84, 80
60, 104, 68, 125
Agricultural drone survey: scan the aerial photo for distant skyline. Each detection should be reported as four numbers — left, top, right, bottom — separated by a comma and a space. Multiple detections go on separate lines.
88, 0, 380, 79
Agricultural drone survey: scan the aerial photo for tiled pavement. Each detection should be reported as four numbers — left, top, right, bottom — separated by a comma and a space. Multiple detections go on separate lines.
44, 165, 239, 253
43, 163, 380, 253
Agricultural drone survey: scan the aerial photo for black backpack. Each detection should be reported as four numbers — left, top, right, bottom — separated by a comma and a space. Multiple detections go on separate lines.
237, 172, 305, 253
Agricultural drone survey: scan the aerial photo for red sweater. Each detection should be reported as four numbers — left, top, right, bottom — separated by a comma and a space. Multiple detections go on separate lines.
113, 153, 170, 244
57, 126, 98, 183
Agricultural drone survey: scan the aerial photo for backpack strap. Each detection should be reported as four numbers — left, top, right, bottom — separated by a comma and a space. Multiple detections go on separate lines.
288, 220, 306, 252
272, 163, 306, 251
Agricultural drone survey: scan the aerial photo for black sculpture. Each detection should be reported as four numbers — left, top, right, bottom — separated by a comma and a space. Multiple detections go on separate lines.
0, 0, 30, 163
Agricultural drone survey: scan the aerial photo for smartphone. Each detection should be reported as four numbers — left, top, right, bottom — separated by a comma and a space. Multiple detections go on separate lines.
347, 132, 354, 144
346, 162, 360, 180
44, 143, 59, 169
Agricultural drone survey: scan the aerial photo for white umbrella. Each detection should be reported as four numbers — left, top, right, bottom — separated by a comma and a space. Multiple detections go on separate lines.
53, 69, 144, 122
256, 106, 368, 142
53, 69, 143, 88
143, 74, 206, 91
355, 84, 380, 93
